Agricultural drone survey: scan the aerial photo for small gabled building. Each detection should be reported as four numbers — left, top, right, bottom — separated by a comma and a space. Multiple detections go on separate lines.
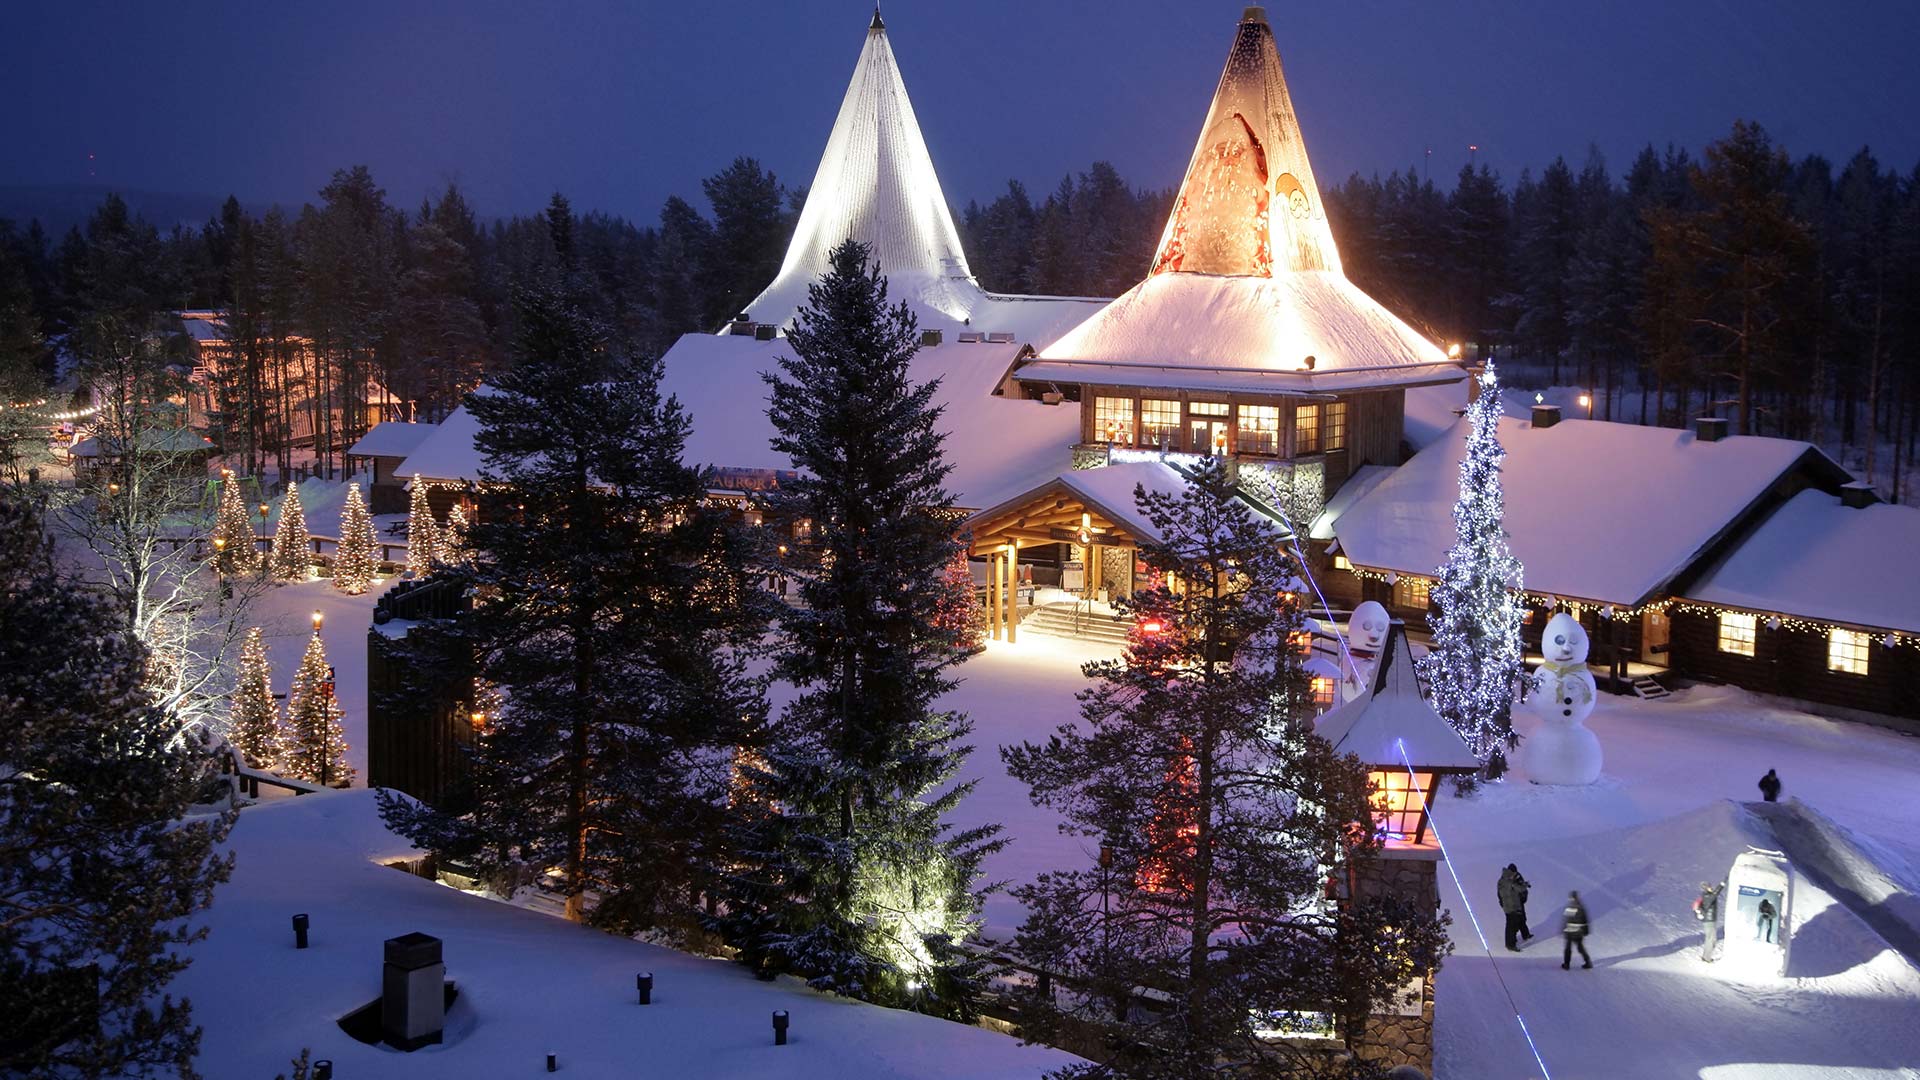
348, 420, 438, 514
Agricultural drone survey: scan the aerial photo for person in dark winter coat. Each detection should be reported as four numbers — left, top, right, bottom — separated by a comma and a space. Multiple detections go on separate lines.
1695, 881, 1723, 961
1561, 891, 1592, 969
1498, 864, 1533, 951
1758, 769, 1782, 802
1757, 897, 1777, 943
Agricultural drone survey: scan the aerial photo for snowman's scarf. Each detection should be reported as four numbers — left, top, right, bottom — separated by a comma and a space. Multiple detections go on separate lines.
1538, 657, 1586, 679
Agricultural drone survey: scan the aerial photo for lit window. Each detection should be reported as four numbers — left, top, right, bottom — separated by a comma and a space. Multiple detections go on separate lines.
1310, 676, 1335, 710
1717, 612, 1756, 657
1324, 401, 1348, 451
1369, 769, 1434, 844
1393, 576, 1431, 610
1332, 554, 1352, 571
1188, 401, 1229, 417
1237, 404, 1281, 455
1828, 628, 1870, 676
1295, 404, 1322, 454
1141, 399, 1181, 448
1094, 396, 1135, 445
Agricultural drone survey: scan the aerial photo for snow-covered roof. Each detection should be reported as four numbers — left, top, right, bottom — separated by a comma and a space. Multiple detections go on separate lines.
1316, 623, 1480, 771
1053, 461, 1195, 545
1404, 378, 1471, 450
734, 12, 1106, 348
393, 400, 486, 485
67, 427, 214, 457
1023, 9, 1451, 393
661, 333, 1080, 512
1684, 490, 1920, 634
348, 420, 438, 460
1310, 463, 1394, 541
1331, 416, 1846, 607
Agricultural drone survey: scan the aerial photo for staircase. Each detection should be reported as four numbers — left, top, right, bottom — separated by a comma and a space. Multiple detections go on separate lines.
1631, 675, 1672, 700
1020, 602, 1133, 647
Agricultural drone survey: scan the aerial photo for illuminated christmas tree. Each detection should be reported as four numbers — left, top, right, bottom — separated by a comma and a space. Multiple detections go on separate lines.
283, 629, 350, 786
931, 548, 983, 653
212, 469, 261, 576
227, 626, 283, 771
436, 502, 471, 566
334, 482, 377, 594
268, 483, 311, 582
406, 482, 438, 578
1418, 361, 1527, 770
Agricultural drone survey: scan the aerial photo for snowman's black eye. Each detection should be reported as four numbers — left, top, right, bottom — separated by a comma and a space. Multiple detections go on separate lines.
1554, 635, 1565, 646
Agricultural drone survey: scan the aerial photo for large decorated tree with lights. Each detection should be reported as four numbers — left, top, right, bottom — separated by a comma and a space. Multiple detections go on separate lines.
717, 240, 1000, 1021
212, 470, 261, 576
1419, 362, 1527, 772
334, 482, 378, 594
283, 630, 350, 786
227, 626, 283, 770
406, 482, 438, 578
268, 483, 311, 582
436, 502, 471, 566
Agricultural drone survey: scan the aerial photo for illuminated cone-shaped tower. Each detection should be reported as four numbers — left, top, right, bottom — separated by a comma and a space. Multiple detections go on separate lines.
227, 627, 284, 771
269, 483, 311, 582
437, 502, 470, 567
335, 482, 378, 594
284, 627, 351, 786
406, 483, 438, 578
213, 470, 261, 576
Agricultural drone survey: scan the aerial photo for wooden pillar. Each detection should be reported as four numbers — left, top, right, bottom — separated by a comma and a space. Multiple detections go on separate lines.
1089, 542, 1102, 602
1007, 541, 1019, 644
989, 552, 1003, 641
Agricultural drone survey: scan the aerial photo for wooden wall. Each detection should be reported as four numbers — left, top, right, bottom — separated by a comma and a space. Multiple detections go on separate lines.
367, 625, 478, 806
1667, 610, 1920, 720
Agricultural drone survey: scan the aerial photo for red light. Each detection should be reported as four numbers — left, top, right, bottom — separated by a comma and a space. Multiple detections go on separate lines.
1140, 619, 1164, 635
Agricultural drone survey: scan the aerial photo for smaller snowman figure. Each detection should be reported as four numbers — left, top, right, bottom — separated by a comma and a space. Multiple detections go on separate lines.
1341, 601, 1391, 702
1519, 612, 1603, 785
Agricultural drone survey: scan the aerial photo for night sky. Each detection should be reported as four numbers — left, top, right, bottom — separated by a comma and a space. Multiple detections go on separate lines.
6, 0, 1918, 222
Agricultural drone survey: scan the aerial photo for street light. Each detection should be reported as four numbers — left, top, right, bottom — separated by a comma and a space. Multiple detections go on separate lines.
311, 609, 324, 633
1578, 392, 1593, 420
258, 502, 270, 576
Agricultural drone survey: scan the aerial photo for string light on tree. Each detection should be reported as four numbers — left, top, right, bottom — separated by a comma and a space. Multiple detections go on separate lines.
334, 482, 378, 594
213, 469, 260, 576
406, 482, 439, 578
283, 614, 351, 787
227, 626, 284, 772
269, 483, 312, 582
1418, 361, 1527, 771
436, 502, 471, 567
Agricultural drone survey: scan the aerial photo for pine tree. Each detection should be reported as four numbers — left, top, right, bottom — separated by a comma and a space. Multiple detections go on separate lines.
269, 482, 311, 581
436, 502, 470, 566
212, 468, 261, 576
0, 494, 235, 1078
227, 626, 283, 770
1001, 460, 1450, 1072
931, 548, 983, 653
717, 240, 1001, 1020
379, 272, 769, 934
283, 630, 350, 786
334, 481, 378, 594
1419, 362, 1527, 769
406, 481, 438, 578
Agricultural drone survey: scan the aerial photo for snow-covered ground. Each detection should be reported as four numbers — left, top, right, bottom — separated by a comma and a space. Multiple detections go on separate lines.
218, 584, 1920, 1079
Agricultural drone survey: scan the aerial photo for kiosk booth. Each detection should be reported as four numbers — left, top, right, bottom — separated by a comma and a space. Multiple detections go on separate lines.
1723, 847, 1793, 975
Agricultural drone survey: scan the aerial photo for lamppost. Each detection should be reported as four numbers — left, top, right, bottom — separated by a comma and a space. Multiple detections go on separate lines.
258, 501, 271, 577
1579, 392, 1594, 420
212, 536, 230, 604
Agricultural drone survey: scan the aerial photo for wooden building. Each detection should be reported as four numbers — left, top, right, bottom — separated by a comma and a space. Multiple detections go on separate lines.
347, 420, 438, 514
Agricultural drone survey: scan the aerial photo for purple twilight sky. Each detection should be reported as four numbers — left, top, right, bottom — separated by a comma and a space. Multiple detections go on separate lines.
4, 0, 1918, 222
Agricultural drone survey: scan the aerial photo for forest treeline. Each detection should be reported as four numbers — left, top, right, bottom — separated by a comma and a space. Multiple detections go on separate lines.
2, 120, 1918, 488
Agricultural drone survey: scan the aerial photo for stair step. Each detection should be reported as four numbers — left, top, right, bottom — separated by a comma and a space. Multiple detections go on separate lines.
1631, 676, 1671, 700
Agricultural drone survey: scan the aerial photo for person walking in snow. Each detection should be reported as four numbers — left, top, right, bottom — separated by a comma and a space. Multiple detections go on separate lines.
1498, 864, 1533, 951
1694, 881, 1723, 961
1560, 891, 1592, 969
1757, 897, 1777, 943
1758, 768, 1781, 802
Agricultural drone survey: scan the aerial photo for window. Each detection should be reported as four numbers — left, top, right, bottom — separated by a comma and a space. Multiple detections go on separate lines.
1717, 612, 1756, 657
1094, 396, 1135, 445
1295, 404, 1322, 454
1828, 628, 1870, 676
1188, 401, 1229, 417
1237, 404, 1281, 455
1310, 676, 1336, 711
1370, 769, 1434, 844
1332, 554, 1353, 571
1141, 399, 1181, 448
1392, 576, 1431, 610
1323, 401, 1348, 451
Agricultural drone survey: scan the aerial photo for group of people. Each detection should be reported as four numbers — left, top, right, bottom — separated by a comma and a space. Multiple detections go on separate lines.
1496, 864, 1591, 969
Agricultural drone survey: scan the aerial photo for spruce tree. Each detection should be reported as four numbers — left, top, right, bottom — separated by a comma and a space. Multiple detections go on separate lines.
0, 495, 235, 1078
1419, 362, 1527, 770
717, 240, 1001, 1019
268, 482, 310, 582
227, 626, 283, 771
436, 502, 471, 566
333, 481, 377, 594
1002, 460, 1450, 1074
283, 630, 350, 786
405, 481, 438, 578
931, 548, 984, 653
212, 468, 261, 576
380, 272, 769, 933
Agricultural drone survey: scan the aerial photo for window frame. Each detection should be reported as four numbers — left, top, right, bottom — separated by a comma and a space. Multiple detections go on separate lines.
1827, 627, 1870, 676
1717, 612, 1757, 657
1094, 396, 1136, 445
1295, 403, 1323, 455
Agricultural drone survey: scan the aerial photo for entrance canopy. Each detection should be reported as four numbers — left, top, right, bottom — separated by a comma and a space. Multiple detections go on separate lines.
963, 461, 1189, 557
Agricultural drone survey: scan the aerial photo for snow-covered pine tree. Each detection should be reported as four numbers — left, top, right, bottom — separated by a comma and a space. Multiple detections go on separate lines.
379, 270, 770, 933
227, 626, 283, 770
268, 482, 311, 581
0, 494, 234, 1077
406, 481, 438, 578
283, 630, 350, 786
213, 468, 261, 576
334, 481, 378, 594
931, 548, 984, 653
436, 502, 471, 566
1001, 459, 1451, 1070
716, 240, 1001, 1021
1419, 362, 1527, 771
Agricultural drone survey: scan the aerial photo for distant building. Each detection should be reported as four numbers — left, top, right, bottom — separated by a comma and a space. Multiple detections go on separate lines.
176, 310, 401, 454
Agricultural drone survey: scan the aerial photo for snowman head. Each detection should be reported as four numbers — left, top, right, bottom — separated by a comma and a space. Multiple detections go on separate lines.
1543, 612, 1589, 664
1348, 601, 1389, 652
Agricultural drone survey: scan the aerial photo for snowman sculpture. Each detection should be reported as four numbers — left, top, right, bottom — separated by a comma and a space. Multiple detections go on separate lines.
1519, 612, 1603, 785
1341, 601, 1391, 702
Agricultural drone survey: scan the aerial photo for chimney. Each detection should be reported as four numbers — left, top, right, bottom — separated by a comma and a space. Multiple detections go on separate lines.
1694, 416, 1729, 443
382, 932, 446, 1050
1840, 481, 1878, 509
919, 329, 942, 347
1531, 404, 1561, 429
753, 324, 778, 342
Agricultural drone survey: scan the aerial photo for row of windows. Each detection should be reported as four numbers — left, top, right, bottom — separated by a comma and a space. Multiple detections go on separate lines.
1718, 612, 1871, 676
1092, 396, 1347, 456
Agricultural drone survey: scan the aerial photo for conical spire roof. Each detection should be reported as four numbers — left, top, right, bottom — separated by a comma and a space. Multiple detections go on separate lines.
744, 11, 975, 325
1151, 6, 1340, 278
1315, 623, 1481, 771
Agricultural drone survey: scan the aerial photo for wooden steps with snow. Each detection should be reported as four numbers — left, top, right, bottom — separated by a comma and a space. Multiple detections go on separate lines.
1631, 675, 1672, 700
1019, 603, 1133, 646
